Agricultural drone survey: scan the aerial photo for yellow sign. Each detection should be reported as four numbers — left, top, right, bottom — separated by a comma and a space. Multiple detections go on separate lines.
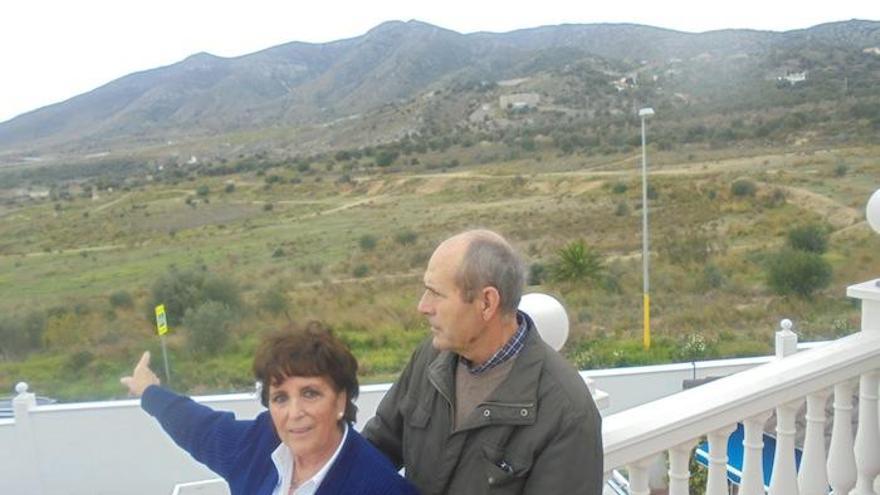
155, 304, 169, 336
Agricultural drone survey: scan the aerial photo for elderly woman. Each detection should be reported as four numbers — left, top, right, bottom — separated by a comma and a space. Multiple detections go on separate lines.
121, 324, 418, 495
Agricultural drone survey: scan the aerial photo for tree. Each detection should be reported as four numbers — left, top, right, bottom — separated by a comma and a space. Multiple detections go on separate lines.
550, 240, 604, 283
183, 301, 236, 355
375, 150, 399, 167
146, 267, 242, 326
766, 249, 832, 297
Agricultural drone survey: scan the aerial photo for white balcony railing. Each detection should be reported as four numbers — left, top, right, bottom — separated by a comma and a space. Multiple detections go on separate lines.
2, 280, 878, 495
603, 278, 880, 495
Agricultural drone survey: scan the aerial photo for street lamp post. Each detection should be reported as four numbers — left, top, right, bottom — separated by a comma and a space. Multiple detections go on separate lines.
639, 107, 655, 350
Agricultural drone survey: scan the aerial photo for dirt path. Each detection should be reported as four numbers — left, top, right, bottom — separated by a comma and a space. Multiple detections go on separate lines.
3, 243, 127, 258
91, 192, 133, 213
775, 185, 862, 229
294, 269, 422, 289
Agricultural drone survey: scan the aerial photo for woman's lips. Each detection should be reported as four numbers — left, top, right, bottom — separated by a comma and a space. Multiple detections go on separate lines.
288, 426, 313, 435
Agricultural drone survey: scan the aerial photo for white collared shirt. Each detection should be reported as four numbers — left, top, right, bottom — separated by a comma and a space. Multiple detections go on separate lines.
271, 423, 349, 495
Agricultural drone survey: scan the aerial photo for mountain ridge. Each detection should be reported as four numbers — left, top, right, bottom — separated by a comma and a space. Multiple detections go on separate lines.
1, 18, 878, 162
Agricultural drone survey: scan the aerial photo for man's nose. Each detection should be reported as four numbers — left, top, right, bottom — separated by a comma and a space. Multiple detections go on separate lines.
417, 292, 431, 315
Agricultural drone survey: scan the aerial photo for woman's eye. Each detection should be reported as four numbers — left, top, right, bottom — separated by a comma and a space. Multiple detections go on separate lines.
271, 394, 287, 404
302, 388, 321, 399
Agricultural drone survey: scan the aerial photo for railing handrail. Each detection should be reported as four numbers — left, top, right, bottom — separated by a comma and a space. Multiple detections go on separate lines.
603, 330, 880, 470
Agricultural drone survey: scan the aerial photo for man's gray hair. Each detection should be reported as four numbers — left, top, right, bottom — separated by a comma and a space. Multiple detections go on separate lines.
454, 230, 525, 315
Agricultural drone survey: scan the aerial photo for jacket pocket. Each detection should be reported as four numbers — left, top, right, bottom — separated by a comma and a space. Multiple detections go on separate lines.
481, 442, 532, 492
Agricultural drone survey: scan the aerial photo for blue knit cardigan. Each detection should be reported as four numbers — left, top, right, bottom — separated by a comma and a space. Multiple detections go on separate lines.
142, 385, 418, 495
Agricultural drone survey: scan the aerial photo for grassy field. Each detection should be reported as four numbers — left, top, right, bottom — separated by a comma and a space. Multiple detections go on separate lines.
1, 142, 879, 401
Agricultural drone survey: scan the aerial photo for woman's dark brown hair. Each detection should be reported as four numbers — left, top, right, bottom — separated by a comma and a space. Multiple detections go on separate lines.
253, 321, 359, 423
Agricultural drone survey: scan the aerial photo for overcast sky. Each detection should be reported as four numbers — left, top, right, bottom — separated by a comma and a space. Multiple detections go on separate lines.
1, 0, 877, 123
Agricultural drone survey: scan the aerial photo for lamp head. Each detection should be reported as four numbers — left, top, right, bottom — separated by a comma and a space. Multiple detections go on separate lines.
638, 107, 655, 118
867, 188, 880, 235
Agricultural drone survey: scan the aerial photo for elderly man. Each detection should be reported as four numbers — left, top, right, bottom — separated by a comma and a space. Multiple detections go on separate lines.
363, 229, 603, 494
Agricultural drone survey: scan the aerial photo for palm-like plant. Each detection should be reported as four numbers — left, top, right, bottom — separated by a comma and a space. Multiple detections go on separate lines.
551, 240, 604, 283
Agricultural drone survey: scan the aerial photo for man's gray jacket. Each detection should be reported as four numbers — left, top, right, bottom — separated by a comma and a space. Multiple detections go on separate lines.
363, 316, 603, 494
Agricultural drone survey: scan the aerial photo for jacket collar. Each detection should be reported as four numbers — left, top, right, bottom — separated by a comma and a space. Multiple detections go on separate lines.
427, 311, 545, 413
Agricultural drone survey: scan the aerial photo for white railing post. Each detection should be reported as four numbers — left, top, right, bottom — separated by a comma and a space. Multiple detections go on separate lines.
12, 382, 44, 495
827, 381, 857, 495
851, 370, 880, 495
798, 389, 830, 495
740, 411, 772, 495
667, 440, 696, 495
769, 399, 802, 495
626, 456, 655, 495
706, 424, 736, 495
775, 318, 797, 358
846, 279, 880, 334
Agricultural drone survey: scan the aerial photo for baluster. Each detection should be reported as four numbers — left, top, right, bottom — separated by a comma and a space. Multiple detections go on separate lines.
769, 399, 802, 495
668, 439, 697, 495
827, 381, 856, 495
798, 389, 830, 495
706, 424, 736, 495
627, 456, 654, 495
852, 371, 880, 495
741, 411, 772, 495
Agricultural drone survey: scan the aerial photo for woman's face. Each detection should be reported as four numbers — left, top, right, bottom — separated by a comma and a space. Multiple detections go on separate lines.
268, 375, 346, 463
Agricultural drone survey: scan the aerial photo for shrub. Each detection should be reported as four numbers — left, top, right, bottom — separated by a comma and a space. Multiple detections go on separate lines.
196, 185, 210, 197
528, 262, 546, 286
257, 287, 291, 320
183, 301, 236, 355
611, 182, 628, 194
550, 240, 604, 283
224, 183, 235, 193
764, 188, 787, 208
614, 202, 629, 216
66, 350, 95, 372
731, 179, 757, 197
108, 290, 134, 309
359, 234, 377, 251
702, 264, 726, 290
146, 267, 242, 326
660, 228, 716, 265
353, 264, 370, 278
766, 249, 832, 297
674, 333, 714, 363
375, 150, 399, 167
0, 312, 47, 358
200, 274, 243, 311
394, 230, 418, 246
787, 224, 829, 254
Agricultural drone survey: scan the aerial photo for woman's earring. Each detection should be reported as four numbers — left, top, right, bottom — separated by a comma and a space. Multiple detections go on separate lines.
337, 411, 344, 419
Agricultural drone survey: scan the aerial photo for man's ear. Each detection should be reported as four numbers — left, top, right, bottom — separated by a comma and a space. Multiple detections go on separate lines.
480, 286, 501, 321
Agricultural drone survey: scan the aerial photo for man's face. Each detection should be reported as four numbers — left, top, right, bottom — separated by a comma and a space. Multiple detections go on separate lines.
417, 240, 484, 357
